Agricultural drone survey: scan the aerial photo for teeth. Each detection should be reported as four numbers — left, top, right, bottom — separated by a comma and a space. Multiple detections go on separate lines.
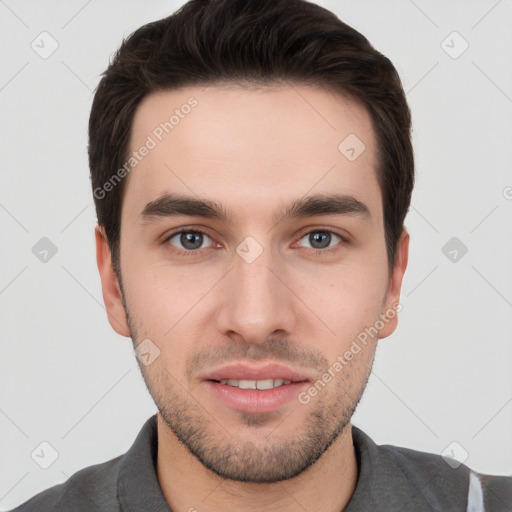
219, 379, 292, 389
238, 379, 256, 390
259, 379, 277, 390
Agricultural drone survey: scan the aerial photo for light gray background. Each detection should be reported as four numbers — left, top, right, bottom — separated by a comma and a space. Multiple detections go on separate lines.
1, 0, 511, 509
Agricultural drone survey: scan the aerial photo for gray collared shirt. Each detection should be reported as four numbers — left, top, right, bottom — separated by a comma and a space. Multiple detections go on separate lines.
10, 415, 512, 511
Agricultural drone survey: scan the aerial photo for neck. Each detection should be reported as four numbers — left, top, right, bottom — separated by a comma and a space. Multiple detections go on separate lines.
156, 414, 358, 512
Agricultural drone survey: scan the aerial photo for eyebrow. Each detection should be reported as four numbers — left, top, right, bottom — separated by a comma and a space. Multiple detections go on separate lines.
139, 192, 371, 225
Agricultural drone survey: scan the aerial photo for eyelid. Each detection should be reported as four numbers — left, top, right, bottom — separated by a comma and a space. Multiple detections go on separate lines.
292, 226, 348, 253
162, 226, 218, 254
295, 225, 349, 242
162, 225, 349, 256
162, 225, 215, 242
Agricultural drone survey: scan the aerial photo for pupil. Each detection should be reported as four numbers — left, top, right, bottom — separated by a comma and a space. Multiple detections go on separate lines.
181, 232, 202, 250
310, 232, 330, 249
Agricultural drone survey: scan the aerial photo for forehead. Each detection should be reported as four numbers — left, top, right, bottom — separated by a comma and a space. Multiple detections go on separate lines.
124, 84, 381, 225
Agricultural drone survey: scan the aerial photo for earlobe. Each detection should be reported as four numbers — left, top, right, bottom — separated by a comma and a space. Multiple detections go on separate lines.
94, 224, 131, 337
379, 230, 410, 340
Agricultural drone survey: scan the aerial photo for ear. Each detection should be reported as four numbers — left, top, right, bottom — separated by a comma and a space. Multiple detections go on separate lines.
94, 224, 130, 337
378, 230, 409, 340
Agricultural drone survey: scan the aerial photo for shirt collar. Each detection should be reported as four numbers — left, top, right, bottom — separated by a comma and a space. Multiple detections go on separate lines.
118, 415, 172, 511
117, 415, 469, 511
345, 425, 469, 511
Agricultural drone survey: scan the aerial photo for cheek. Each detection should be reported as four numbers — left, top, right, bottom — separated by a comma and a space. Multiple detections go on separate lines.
298, 265, 385, 333
287, 271, 385, 380
123, 256, 203, 322
122, 261, 217, 360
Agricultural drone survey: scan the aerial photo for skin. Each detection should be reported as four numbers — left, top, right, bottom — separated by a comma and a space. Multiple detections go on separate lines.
96, 84, 409, 512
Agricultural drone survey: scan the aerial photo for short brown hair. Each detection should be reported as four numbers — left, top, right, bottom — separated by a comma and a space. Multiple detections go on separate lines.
89, 0, 414, 275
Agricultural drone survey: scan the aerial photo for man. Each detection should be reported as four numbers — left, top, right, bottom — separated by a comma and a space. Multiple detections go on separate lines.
11, 0, 511, 510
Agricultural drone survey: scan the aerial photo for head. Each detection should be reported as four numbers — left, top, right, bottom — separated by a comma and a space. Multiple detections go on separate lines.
92, 0, 412, 483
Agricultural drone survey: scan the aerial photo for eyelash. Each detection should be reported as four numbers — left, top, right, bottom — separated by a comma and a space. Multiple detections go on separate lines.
162, 227, 348, 257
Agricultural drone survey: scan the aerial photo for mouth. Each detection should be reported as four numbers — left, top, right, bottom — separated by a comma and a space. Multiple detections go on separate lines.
210, 378, 293, 390
201, 361, 311, 384
201, 362, 311, 413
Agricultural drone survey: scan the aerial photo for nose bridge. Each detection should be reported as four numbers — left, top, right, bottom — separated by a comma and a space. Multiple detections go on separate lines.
217, 235, 296, 343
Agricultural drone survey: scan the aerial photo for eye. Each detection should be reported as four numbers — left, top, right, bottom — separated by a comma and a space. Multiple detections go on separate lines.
295, 229, 345, 254
165, 229, 215, 255
163, 227, 347, 257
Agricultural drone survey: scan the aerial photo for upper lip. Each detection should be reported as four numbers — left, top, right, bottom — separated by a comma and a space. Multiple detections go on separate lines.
201, 362, 311, 383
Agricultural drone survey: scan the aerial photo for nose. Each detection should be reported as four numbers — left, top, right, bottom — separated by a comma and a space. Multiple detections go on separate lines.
216, 241, 298, 346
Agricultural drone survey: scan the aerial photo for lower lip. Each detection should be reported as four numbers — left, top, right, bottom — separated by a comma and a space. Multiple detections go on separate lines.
203, 380, 310, 413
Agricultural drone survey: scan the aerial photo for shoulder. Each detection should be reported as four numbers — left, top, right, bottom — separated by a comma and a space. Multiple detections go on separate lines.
9, 455, 123, 512
379, 440, 472, 507
378, 441, 512, 511
478, 473, 512, 511
381, 442, 512, 510
379, 440, 469, 483
10, 415, 162, 512
351, 426, 512, 511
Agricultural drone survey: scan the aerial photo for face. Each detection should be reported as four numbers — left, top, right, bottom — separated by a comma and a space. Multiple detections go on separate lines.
96, 83, 408, 483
